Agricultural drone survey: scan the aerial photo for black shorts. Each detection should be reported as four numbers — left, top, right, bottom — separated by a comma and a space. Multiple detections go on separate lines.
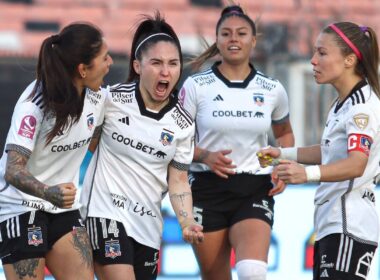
313, 233, 377, 280
190, 172, 274, 232
0, 210, 85, 264
86, 217, 159, 280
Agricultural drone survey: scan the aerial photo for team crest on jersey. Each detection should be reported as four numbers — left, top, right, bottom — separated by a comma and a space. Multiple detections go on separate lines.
105, 240, 122, 259
253, 94, 264, 106
87, 113, 95, 130
353, 113, 369, 130
18, 115, 37, 139
27, 227, 43, 246
160, 129, 174, 146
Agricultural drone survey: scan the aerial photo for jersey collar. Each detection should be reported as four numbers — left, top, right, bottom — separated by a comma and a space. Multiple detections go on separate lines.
334, 79, 368, 113
212, 61, 257, 88
135, 81, 178, 120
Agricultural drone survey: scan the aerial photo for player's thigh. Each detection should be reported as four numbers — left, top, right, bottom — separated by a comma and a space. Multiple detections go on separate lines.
95, 263, 135, 280
45, 227, 93, 280
3, 259, 45, 280
229, 218, 271, 262
192, 229, 232, 278
229, 193, 273, 262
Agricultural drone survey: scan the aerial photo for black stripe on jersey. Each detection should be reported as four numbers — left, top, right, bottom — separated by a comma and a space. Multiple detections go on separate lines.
175, 104, 193, 125
5, 144, 32, 158
31, 91, 44, 109
191, 69, 213, 79
334, 80, 368, 113
110, 83, 136, 93
256, 71, 279, 82
170, 159, 190, 171
135, 83, 183, 121
341, 179, 377, 246
212, 61, 257, 88
82, 146, 101, 220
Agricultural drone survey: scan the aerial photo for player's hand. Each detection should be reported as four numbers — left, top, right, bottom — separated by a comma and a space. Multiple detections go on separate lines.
181, 219, 204, 244
203, 149, 236, 179
276, 160, 307, 184
268, 166, 287, 196
257, 146, 281, 168
44, 183, 77, 208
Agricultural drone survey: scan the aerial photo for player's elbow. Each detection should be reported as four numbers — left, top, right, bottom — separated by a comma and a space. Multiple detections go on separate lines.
350, 162, 367, 179
4, 168, 15, 185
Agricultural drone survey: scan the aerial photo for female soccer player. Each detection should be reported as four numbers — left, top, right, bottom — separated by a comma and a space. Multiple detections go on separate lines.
180, 5, 294, 280
259, 22, 380, 280
80, 12, 203, 280
0, 22, 113, 280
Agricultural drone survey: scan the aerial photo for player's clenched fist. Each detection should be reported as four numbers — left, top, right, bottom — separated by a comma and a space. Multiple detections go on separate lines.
44, 183, 77, 208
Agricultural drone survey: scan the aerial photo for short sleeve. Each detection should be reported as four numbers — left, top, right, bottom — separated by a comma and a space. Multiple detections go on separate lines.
179, 77, 197, 120
346, 104, 378, 139
5, 81, 44, 154
271, 82, 290, 123
172, 124, 195, 169
96, 86, 110, 126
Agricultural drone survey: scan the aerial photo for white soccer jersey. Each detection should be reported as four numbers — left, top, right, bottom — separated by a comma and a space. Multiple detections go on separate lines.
80, 82, 195, 250
179, 62, 290, 174
315, 81, 380, 245
0, 81, 106, 223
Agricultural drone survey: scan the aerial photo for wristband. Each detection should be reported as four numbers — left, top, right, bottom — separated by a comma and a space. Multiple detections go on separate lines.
305, 165, 321, 182
279, 147, 298, 161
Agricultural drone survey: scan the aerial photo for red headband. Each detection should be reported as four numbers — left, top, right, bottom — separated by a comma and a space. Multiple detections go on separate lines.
329, 24, 363, 61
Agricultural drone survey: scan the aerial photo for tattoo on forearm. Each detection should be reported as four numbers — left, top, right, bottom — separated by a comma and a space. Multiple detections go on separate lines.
13, 258, 39, 279
5, 151, 46, 199
170, 192, 191, 207
71, 227, 94, 269
44, 186, 64, 208
92, 126, 102, 140
197, 150, 210, 163
179, 210, 188, 218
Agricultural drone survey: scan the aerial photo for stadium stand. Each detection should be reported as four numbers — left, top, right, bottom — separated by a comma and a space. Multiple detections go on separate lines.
0, 0, 379, 58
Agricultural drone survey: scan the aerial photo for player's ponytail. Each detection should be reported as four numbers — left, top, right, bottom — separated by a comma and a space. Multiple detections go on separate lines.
32, 22, 103, 144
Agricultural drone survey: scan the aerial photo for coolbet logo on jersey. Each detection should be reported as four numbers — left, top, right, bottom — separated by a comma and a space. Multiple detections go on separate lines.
348, 134, 372, 156
18, 115, 37, 139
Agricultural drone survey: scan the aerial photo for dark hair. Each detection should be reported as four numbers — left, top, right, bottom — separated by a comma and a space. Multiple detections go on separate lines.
127, 11, 183, 83
32, 22, 103, 144
188, 5, 256, 70
324, 22, 380, 97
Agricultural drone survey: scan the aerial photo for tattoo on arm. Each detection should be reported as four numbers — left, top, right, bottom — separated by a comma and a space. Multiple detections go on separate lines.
92, 126, 102, 140
71, 227, 94, 269
44, 186, 65, 208
5, 150, 47, 199
170, 192, 191, 218
13, 258, 40, 279
170, 192, 191, 207
196, 150, 209, 163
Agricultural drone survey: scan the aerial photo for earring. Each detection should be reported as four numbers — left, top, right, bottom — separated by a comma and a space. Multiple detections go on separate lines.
82, 73, 86, 78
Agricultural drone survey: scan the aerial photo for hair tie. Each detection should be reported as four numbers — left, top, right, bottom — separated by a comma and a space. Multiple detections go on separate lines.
329, 24, 363, 61
134, 33, 173, 59
360, 26, 368, 33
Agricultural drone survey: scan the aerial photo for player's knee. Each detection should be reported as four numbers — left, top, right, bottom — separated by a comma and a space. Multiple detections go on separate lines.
235, 259, 267, 280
